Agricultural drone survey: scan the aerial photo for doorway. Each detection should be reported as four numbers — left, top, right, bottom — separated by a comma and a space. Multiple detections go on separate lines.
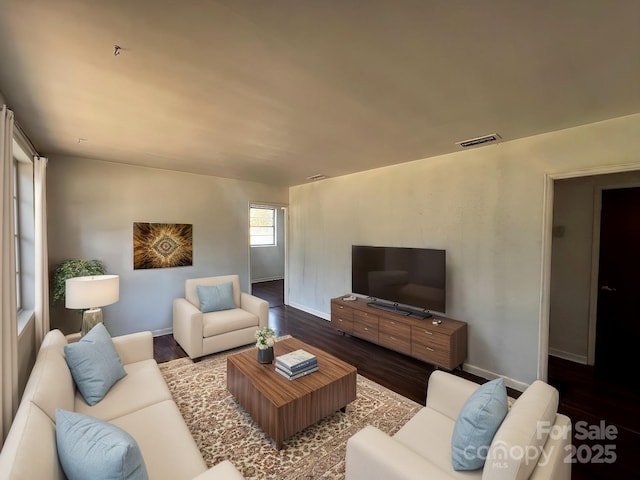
547, 173, 640, 377
545, 176, 640, 479
248, 202, 287, 307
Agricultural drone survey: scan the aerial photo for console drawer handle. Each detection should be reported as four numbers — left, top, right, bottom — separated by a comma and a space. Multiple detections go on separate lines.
423, 330, 432, 335
425, 346, 434, 352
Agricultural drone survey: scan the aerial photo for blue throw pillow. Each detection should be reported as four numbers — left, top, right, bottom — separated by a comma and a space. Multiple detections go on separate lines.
451, 377, 508, 471
197, 282, 236, 313
56, 409, 148, 480
64, 323, 126, 406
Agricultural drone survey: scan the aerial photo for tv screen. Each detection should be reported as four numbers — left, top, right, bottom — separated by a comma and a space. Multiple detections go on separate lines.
351, 245, 446, 313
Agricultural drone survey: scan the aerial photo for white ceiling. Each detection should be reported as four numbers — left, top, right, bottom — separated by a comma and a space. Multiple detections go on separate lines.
1, 0, 639, 186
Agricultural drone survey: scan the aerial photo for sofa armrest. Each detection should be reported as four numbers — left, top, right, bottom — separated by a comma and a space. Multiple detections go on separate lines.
191, 460, 245, 479
240, 292, 269, 329
173, 297, 204, 359
528, 413, 572, 480
112, 331, 153, 364
346, 425, 455, 480
425, 370, 480, 421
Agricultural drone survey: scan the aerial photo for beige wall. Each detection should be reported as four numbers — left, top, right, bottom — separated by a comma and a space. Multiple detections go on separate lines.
43, 114, 640, 386
288, 113, 640, 388
47, 157, 288, 336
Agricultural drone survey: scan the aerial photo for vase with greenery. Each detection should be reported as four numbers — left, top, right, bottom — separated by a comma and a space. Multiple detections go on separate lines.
51, 259, 107, 305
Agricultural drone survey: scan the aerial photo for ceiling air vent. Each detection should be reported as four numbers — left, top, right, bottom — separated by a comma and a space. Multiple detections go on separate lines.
456, 133, 501, 149
306, 174, 328, 181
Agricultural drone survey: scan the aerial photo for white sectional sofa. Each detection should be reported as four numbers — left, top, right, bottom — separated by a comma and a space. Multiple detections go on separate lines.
0, 328, 243, 480
346, 370, 571, 480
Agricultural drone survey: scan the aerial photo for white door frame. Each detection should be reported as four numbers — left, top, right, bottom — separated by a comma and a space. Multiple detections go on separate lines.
539, 163, 640, 381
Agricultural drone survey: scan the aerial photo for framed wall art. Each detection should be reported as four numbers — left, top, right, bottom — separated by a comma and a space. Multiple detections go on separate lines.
133, 222, 193, 269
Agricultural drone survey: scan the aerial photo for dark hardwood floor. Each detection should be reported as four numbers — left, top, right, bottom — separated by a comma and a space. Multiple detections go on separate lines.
250, 279, 284, 307
155, 280, 637, 479
547, 355, 639, 480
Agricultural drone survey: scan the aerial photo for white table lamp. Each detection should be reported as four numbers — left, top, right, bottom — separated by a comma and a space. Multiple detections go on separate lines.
65, 275, 119, 336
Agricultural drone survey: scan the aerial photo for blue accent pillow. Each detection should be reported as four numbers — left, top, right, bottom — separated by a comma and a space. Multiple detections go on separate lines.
451, 377, 508, 471
197, 282, 236, 313
64, 323, 126, 406
56, 409, 148, 480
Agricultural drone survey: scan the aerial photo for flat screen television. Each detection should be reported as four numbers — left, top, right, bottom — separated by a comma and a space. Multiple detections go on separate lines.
351, 245, 446, 317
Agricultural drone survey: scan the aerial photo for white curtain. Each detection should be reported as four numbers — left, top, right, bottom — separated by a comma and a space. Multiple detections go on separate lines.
34, 156, 49, 345
0, 105, 18, 447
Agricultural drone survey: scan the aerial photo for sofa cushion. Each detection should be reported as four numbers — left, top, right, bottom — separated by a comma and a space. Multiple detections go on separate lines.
24, 329, 76, 423
0, 402, 65, 480
452, 378, 508, 471
482, 380, 559, 480
203, 308, 260, 337
394, 407, 483, 479
56, 409, 148, 480
197, 282, 236, 313
64, 323, 127, 406
110, 400, 208, 480
75, 359, 173, 421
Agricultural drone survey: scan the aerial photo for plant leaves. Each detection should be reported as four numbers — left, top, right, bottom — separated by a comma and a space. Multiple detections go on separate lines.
50, 259, 107, 304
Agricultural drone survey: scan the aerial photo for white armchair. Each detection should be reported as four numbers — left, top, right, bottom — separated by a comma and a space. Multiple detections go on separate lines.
346, 371, 571, 480
173, 275, 269, 359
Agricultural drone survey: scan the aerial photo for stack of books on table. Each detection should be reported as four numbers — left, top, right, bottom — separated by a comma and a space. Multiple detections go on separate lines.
275, 349, 318, 380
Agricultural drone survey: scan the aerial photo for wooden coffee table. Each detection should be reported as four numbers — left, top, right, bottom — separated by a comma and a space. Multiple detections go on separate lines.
226, 337, 357, 449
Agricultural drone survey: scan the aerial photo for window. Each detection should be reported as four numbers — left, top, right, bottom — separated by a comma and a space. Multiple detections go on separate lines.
250, 207, 276, 246
13, 139, 35, 333
13, 158, 21, 311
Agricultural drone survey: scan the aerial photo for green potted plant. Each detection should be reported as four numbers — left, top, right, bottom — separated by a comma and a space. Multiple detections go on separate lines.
51, 259, 107, 305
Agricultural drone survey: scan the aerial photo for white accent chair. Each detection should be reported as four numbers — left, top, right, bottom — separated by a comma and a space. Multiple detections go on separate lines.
346, 371, 571, 480
173, 275, 269, 359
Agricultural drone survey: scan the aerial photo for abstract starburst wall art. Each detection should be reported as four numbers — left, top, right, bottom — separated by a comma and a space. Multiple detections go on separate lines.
133, 223, 193, 269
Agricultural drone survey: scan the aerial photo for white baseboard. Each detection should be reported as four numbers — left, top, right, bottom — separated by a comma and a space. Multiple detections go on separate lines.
288, 301, 331, 321
152, 327, 173, 337
548, 348, 588, 365
251, 276, 284, 283
462, 363, 530, 392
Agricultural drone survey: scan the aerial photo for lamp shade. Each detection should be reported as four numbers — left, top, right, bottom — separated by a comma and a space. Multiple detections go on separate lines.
65, 275, 119, 309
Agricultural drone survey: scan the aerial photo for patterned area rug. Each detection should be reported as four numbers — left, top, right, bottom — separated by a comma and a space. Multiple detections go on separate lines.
159, 345, 422, 479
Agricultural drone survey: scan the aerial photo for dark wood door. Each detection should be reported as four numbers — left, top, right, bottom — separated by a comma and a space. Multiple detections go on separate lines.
595, 187, 640, 381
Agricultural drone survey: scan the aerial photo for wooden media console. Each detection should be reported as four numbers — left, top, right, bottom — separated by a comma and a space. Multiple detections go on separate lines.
331, 296, 467, 370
